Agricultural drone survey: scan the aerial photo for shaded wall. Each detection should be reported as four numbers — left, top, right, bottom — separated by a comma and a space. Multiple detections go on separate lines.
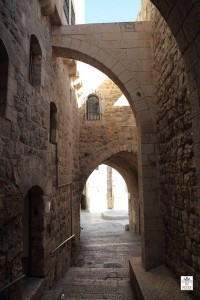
139, 0, 199, 296
0, 0, 80, 295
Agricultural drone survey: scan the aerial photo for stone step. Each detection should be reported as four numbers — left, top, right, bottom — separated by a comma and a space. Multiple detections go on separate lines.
129, 257, 193, 300
59, 291, 133, 300
22, 277, 45, 300
101, 210, 129, 220
61, 296, 132, 300
58, 267, 129, 282
41, 289, 64, 300
55, 279, 132, 300
62, 298, 106, 300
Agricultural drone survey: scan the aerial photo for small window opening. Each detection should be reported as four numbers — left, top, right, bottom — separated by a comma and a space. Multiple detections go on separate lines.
50, 102, 57, 144
29, 35, 42, 86
63, 0, 69, 23
85, 95, 101, 121
71, 2, 76, 25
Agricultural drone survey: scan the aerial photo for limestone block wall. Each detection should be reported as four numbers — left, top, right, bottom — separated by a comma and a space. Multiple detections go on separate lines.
0, 0, 80, 295
79, 78, 139, 230
139, 0, 200, 295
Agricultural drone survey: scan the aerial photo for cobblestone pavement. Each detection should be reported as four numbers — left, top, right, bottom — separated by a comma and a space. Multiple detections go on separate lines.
55, 211, 141, 300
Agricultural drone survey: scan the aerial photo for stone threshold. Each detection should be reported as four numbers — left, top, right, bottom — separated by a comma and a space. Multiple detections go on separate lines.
41, 288, 64, 300
101, 210, 129, 220
129, 257, 193, 300
22, 277, 45, 300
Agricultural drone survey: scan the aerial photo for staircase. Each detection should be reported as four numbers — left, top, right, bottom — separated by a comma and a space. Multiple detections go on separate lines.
54, 265, 133, 300
42, 211, 141, 299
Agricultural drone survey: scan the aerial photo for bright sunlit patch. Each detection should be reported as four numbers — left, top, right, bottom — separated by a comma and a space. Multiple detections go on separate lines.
77, 62, 107, 108
114, 94, 130, 107
85, 164, 128, 213
77, 62, 107, 92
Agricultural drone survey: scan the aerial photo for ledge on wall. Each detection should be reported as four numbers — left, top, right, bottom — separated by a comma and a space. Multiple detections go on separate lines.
39, 0, 68, 25
63, 58, 79, 78
129, 257, 193, 300
39, 0, 55, 16
73, 77, 83, 91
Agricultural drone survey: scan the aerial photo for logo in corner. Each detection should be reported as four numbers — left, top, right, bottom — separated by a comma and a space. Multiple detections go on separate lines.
181, 276, 193, 291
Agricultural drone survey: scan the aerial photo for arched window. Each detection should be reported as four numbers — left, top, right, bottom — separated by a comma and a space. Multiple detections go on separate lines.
0, 38, 9, 117
50, 102, 57, 144
86, 94, 101, 121
29, 35, 42, 86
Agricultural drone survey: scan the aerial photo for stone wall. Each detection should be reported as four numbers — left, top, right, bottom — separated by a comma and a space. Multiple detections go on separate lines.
0, 0, 80, 296
79, 78, 137, 181
139, 1, 200, 296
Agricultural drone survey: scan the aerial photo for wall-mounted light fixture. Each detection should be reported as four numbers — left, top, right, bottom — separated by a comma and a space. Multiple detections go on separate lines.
136, 91, 141, 97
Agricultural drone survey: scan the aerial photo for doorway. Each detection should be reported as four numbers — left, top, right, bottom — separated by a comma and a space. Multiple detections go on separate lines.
22, 186, 45, 277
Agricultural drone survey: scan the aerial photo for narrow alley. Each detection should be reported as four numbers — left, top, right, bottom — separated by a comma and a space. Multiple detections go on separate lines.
53, 211, 141, 299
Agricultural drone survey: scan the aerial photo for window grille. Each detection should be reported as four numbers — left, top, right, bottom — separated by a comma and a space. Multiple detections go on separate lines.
85, 95, 101, 121
63, 0, 69, 23
29, 35, 42, 86
71, 2, 75, 25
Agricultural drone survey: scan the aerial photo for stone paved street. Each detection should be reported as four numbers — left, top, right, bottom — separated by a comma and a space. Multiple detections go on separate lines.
55, 211, 141, 299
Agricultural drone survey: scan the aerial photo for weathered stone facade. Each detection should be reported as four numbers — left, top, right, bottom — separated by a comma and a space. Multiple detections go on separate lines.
154, 11, 198, 286
0, 1, 141, 298
0, 1, 80, 298
1, 0, 200, 299
139, 0, 200, 297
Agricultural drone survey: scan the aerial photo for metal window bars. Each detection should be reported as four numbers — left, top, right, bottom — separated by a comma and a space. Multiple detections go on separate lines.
63, 0, 69, 23
71, 2, 75, 25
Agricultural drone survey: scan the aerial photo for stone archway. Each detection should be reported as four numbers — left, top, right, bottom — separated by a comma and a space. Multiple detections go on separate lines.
52, 22, 162, 269
80, 143, 137, 192
104, 152, 140, 233
81, 148, 140, 237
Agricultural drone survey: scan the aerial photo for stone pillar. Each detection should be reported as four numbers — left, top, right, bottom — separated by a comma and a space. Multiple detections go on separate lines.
138, 125, 164, 270
107, 166, 113, 209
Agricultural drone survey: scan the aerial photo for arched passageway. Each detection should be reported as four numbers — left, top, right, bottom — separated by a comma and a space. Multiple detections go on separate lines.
81, 151, 139, 234
104, 152, 139, 233
52, 22, 161, 269
82, 164, 129, 212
